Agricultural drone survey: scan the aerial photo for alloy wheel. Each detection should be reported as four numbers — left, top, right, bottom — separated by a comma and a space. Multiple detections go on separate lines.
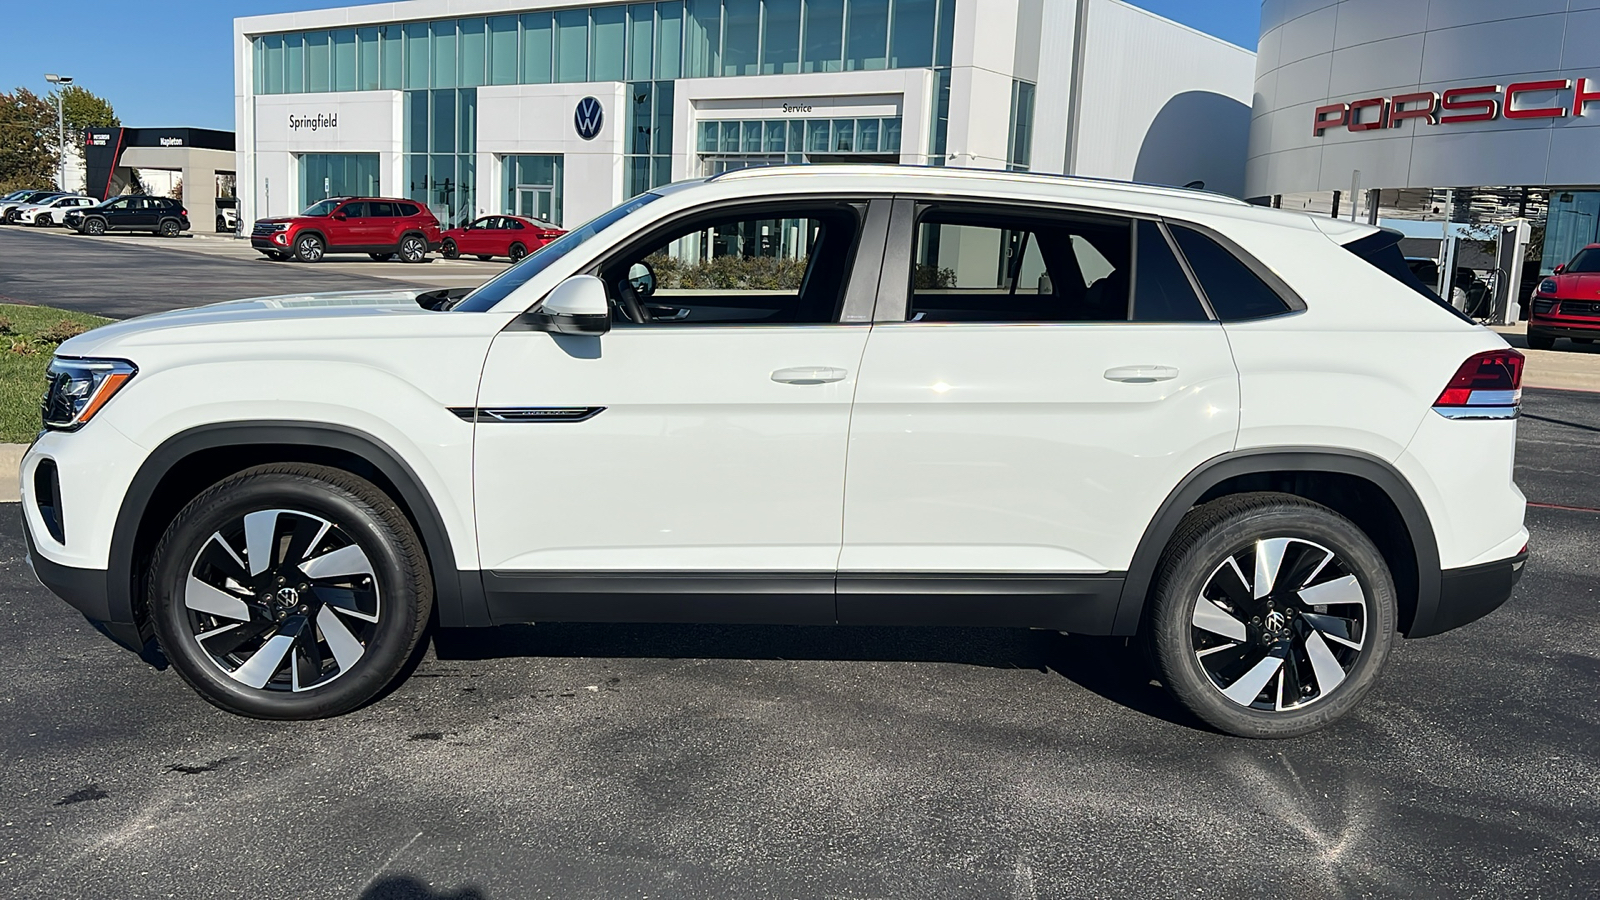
84, 218, 105, 235
1190, 537, 1367, 712
37, 214, 51, 227
160, 220, 179, 237
183, 508, 381, 692
509, 242, 527, 262
297, 235, 323, 262
401, 236, 426, 262
441, 239, 458, 259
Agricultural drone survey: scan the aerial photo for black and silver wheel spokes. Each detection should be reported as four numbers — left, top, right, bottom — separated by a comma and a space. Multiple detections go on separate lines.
184, 509, 380, 692
1190, 537, 1367, 711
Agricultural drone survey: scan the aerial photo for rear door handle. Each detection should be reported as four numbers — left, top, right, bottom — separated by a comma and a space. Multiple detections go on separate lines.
1103, 365, 1180, 383
772, 366, 848, 385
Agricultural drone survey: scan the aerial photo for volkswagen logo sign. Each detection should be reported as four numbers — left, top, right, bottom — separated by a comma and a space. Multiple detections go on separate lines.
574, 97, 604, 141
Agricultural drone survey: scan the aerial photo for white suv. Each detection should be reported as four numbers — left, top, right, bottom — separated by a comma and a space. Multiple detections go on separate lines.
21, 167, 1528, 737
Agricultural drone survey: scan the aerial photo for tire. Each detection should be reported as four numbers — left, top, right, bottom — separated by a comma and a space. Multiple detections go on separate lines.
1145, 492, 1397, 739
398, 234, 428, 263
1527, 331, 1556, 351
368, 252, 396, 262
158, 218, 181, 237
3, 209, 16, 224
81, 217, 106, 236
217, 216, 227, 232
147, 464, 433, 719
35, 214, 51, 227
508, 242, 527, 262
441, 239, 459, 259
294, 233, 324, 263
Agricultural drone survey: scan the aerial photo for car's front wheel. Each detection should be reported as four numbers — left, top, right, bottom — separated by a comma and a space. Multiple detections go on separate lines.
1146, 493, 1397, 738
398, 234, 428, 263
35, 214, 52, 227
148, 464, 433, 719
81, 217, 106, 235
294, 233, 324, 262
440, 238, 459, 259
1527, 331, 1556, 351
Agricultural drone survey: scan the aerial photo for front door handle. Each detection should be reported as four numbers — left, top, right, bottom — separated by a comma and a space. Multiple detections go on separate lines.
772, 366, 848, 385
1103, 365, 1180, 383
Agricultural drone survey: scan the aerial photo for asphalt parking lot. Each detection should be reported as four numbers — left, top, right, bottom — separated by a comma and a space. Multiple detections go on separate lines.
0, 225, 502, 318
0, 387, 1595, 899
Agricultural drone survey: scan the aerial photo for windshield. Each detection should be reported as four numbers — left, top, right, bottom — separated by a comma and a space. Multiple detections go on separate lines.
1565, 248, 1600, 274
453, 193, 662, 312
301, 199, 340, 217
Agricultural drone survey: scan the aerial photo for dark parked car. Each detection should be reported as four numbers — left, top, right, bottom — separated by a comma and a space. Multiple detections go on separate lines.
251, 197, 442, 262
68, 196, 190, 237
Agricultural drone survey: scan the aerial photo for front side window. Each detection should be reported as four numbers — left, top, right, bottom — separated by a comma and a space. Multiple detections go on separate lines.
455, 192, 662, 312
1566, 247, 1600, 273
301, 199, 340, 217
600, 204, 862, 326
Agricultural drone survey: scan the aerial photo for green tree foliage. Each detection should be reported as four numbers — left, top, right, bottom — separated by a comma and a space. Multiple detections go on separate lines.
55, 85, 120, 136
0, 88, 58, 192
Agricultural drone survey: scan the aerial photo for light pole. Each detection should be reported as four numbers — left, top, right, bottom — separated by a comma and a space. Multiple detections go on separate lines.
44, 74, 73, 191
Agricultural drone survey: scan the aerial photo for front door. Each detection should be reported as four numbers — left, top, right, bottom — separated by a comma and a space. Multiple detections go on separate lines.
837, 200, 1241, 630
472, 198, 887, 623
516, 188, 554, 224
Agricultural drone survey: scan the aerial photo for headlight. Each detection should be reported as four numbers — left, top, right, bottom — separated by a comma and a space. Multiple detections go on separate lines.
41, 357, 137, 432
1539, 278, 1559, 296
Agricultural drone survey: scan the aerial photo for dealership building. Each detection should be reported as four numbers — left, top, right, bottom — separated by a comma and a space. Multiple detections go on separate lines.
1249, 0, 1600, 283
232, 0, 1253, 230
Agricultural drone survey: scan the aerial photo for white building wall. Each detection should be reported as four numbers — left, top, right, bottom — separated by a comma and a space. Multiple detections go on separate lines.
251, 92, 405, 219
1069, 0, 1255, 196
478, 82, 627, 226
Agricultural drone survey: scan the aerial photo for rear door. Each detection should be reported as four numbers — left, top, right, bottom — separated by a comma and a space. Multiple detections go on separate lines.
837, 199, 1240, 630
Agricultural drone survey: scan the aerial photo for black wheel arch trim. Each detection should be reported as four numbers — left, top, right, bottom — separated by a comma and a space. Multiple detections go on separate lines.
1113, 447, 1442, 638
108, 421, 486, 639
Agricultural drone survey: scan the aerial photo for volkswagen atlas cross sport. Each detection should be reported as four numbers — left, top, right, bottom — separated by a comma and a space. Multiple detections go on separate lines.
22, 166, 1528, 738
1529, 244, 1600, 350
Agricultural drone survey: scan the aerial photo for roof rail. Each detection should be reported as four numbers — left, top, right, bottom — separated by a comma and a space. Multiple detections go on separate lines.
707, 163, 1248, 206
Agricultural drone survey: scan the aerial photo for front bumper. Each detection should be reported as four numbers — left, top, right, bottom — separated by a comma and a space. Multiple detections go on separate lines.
1409, 551, 1528, 637
1528, 321, 1600, 340
22, 512, 145, 653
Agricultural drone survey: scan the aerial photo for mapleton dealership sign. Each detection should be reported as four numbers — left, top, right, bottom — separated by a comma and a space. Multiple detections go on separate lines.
1313, 77, 1600, 136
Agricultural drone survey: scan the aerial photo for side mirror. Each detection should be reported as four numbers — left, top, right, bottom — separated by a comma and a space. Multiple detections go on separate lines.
333, 213, 347, 221
529, 275, 611, 335
627, 261, 657, 298
1555, 264, 1566, 275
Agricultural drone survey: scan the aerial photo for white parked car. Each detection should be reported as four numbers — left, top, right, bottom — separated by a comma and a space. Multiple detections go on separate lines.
17, 194, 99, 227
21, 166, 1528, 737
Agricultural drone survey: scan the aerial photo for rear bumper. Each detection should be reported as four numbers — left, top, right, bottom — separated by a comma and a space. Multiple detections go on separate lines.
1409, 551, 1527, 637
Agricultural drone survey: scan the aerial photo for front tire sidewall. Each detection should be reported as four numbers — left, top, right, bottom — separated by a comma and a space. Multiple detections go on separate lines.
149, 469, 430, 719
1149, 500, 1397, 739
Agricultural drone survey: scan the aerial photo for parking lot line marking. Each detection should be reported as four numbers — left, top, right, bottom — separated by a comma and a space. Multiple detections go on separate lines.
1528, 501, 1600, 513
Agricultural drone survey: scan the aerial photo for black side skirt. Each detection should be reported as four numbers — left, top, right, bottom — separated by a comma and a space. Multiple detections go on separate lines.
482, 571, 1127, 632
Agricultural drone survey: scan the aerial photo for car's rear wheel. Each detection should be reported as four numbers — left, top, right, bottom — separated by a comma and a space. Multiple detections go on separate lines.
508, 242, 527, 262
1146, 493, 1396, 738
294, 233, 324, 262
440, 238, 459, 259
81, 217, 106, 235
368, 252, 396, 261
1527, 331, 1556, 351
158, 218, 181, 237
398, 234, 428, 263
148, 464, 432, 719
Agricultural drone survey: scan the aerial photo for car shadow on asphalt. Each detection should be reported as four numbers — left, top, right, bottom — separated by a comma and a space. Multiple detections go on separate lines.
361, 876, 486, 900
430, 623, 1202, 731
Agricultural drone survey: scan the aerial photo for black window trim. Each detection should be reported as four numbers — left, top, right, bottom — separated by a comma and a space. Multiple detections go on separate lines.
876, 196, 1222, 326
566, 194, 893, 328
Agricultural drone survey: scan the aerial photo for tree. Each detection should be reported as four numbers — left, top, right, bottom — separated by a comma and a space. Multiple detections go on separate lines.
55, 85, 119, 136
0, 87, 58, 192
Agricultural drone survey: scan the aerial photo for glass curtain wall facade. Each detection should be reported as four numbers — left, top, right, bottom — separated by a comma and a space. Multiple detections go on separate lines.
405, 88, 478, 227
626, 81, 676, 197
1006, 80, 1035, 172
253, 0, 957, 93
299, 153, 380, 206
695, 115, 902, 174
1542, 190, 1600, 275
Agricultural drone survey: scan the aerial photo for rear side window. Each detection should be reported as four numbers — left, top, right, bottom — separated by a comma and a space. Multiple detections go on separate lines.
1133, 221, 1208, 322
1342, 230, 1473, 323
1169, 225, 1293, 321
368, 201, 395, 217
397, 203, 420, 216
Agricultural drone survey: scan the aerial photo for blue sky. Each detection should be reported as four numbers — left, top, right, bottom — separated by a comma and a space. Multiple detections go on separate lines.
1, 1, 1260, 132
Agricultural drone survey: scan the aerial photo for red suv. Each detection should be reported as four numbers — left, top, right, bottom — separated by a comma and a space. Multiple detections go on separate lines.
251, 197, 442, 263
1529, 244, 1600, 350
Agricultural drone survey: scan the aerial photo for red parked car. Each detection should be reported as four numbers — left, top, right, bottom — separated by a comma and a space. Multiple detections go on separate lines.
1529, 244, 1600, 350
440, 215, 565, 262
251, 197, 442, 263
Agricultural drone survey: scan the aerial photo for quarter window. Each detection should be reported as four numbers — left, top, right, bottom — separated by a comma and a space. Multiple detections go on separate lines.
1168, 225, 1292, 322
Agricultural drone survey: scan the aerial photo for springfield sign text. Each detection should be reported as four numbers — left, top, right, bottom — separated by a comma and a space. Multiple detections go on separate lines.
288, 113, 338, 132
1314, 77, 1600, 136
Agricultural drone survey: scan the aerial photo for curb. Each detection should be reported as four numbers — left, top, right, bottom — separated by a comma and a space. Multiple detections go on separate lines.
0, 444, 23, 503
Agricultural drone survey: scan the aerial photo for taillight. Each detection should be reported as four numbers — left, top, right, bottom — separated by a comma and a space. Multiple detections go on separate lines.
1433, 349, 1523, 419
